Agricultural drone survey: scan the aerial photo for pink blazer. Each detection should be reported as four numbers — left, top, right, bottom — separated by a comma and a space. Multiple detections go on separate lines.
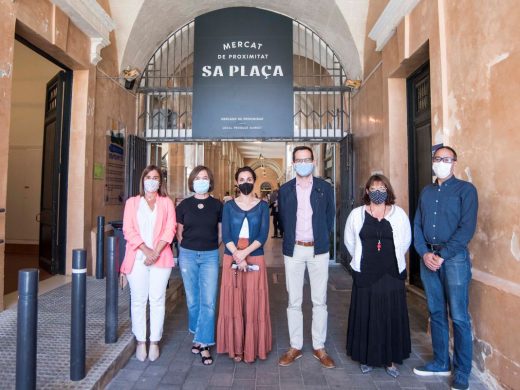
120, 195, 177, 274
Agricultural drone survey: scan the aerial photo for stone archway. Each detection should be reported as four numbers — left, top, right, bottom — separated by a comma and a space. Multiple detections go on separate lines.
249, 159, 284, 181
111, 1, 366, 80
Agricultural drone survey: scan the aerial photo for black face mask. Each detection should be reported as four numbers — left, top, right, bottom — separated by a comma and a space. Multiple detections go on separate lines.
238, 182, 254, 195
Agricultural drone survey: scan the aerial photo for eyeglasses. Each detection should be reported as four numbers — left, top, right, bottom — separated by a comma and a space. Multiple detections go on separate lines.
432, 156, 456, 163
369, 187, 387, 192
294, 158, 313, 164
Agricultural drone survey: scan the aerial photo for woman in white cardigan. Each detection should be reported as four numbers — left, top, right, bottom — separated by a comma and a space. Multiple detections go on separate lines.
344, 174, 411, 378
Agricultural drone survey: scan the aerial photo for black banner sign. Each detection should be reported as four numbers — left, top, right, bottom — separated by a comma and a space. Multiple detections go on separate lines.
193, 7, 293, 139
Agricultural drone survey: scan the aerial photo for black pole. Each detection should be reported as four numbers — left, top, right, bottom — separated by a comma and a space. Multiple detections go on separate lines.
105, 236, 118, 343
96, 216, 105, 279
16, 269, 38, 390
70, 249, 87, 381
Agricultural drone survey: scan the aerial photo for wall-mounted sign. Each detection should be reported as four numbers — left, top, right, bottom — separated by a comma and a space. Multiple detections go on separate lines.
193, 7, 293, 139
105, 118, 125, 205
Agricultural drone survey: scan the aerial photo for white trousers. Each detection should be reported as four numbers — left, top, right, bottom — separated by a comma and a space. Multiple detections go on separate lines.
284, 245, 329, 350
126, 260, 172, 342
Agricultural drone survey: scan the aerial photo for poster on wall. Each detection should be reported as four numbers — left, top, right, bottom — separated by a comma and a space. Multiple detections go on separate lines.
192, 7, 293, 139
105, 118, 125, 205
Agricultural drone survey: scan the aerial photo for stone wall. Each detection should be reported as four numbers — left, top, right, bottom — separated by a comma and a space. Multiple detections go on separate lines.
351, 0, 520, 388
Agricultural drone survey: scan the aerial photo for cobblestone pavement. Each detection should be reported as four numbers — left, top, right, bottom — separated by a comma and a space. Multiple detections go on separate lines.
108, 265, 490, 390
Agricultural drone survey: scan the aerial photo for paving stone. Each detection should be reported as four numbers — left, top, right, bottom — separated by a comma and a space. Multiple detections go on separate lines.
231, 379, 256, 389
113, 368, 143, 382
255, 372, 279, 386
423, 383, 450, 390
375, 381, 402, 390
209, 372, 234, 386
303, 371, 328, 386
234, 365, 256, 379
160, 370, 187, 385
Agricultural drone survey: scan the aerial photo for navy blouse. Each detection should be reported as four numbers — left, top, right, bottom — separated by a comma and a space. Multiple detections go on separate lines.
222, 200, 270, 256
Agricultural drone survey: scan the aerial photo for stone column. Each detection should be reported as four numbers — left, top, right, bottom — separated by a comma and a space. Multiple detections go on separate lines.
222, 142, 231, 196
167, 143, 185, 200
212, 143, 222, 199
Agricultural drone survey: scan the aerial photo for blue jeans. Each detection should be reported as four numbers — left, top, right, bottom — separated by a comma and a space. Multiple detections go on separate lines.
179, 247, 219, 346
420, 250, 472, 379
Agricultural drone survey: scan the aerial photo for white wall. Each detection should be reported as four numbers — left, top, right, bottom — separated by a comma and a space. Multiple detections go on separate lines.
6, 41, 62, 244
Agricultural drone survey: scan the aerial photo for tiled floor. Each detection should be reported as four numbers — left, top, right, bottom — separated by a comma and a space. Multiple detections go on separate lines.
108, 237, 490, 390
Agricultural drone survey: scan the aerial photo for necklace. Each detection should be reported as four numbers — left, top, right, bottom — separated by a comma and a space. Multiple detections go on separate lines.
195, 195, 208, 209
369, 204, 386, 252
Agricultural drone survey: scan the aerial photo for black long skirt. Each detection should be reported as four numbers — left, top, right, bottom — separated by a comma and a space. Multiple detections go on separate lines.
346, 273, 411, 367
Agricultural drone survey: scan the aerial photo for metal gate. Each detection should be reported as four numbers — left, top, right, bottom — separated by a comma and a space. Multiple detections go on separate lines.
125, 135, 147, 198
136, 19, 352, 141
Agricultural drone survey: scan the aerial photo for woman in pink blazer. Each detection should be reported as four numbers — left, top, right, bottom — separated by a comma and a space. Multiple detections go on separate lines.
120, 165, 176, 362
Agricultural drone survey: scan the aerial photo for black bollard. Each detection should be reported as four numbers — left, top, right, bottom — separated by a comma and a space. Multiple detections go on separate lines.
16, 269, 39, 390
105, 236, 118, 343
96, 216, 105, 279
70, 249, 87, 381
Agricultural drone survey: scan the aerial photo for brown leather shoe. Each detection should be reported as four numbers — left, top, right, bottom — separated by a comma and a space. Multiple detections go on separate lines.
313, 348, 336, 368
279, 348, 303, 366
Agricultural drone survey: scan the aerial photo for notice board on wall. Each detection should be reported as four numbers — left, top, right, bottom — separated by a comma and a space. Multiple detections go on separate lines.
105, 118, 125, 205
192, 7, 293, 139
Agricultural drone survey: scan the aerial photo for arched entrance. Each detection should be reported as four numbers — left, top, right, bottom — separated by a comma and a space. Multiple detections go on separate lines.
131, 7, 355, 263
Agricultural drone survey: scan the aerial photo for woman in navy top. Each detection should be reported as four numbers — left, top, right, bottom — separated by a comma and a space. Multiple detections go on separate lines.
216, 166, 272, 363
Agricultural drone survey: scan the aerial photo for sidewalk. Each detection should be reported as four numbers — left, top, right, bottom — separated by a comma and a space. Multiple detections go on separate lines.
0, 272, 182, 389
107, 265, 490, 390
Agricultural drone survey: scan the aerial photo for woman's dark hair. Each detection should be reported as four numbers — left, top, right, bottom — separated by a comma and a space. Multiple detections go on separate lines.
188, 165, 214, 192
139, 165, 168, 197
235, 166, 256, 182
362, 174, 396, 205
292, 146, 314, 162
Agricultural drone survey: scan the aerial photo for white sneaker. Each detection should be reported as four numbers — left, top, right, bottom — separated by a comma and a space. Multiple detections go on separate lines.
135, 343, 147, 362
148, 343, 160, 362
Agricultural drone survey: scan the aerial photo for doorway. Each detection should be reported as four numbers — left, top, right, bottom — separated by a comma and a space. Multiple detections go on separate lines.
4, 39, 72, 295
143, 141, 342, 261
407, 62, 432, 289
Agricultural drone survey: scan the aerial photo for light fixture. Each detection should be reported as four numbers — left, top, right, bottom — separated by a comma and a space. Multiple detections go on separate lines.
259, 153, 265, 169
122, 66, 140, 89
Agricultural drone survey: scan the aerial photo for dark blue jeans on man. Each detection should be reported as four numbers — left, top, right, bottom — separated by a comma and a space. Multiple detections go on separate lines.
420, 250, 472, 381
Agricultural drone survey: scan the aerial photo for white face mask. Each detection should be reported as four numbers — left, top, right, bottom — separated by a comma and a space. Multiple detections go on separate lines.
432, 162, 452, 179
144, 179, 160, 193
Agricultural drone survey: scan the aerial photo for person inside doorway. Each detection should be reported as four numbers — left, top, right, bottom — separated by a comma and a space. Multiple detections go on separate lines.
119, 165, 176, 362
413, 146, 478, 390
223, 191, 233, 203
269, 186, 283, 238
344, 174, 412, 378
176, 166, 222, 366
277, 146, 336, 369
217, 166, 272, 363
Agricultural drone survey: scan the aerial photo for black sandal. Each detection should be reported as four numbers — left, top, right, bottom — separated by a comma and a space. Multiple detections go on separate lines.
191, 344, 201, 354
201, 346, 213, 365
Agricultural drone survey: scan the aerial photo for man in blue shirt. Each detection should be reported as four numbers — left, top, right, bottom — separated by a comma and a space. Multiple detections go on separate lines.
413, 146, 478, 390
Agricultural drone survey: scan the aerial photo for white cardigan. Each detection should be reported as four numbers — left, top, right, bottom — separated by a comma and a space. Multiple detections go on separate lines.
344, 205, 411, 273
